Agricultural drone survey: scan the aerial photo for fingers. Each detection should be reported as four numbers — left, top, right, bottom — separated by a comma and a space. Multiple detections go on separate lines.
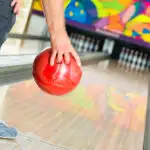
50, 51, 57, 66
50, 51, 70, 65
50, 48, 81, 68
14, 3, 19, 15
71, 50, 81, 67
64, 52, 70, 64
57, 52, 63, 63
11, 0, 20, 15
11, 0, 17, 7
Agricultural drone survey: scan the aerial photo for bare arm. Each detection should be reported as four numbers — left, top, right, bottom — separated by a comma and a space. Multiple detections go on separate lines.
42, 0, 66, 41
42, 0, 81, 67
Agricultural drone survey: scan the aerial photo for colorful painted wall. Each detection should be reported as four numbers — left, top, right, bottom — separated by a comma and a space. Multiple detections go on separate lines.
32, 0, 43, 15
64, 0, 150, 43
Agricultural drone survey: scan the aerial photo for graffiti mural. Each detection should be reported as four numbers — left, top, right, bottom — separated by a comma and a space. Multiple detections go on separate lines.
64, 0, 150, 43
32, 0, 43, 16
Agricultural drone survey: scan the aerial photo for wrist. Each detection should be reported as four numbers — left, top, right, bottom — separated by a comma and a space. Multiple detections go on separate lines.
50, 27, 68, 41
48, 21, 66, 34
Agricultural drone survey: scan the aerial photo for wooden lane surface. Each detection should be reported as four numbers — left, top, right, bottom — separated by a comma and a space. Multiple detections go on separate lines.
1, 60, 149, 150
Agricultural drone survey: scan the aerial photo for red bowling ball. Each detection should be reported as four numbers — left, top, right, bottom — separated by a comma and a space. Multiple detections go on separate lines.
32, 48, 82, 96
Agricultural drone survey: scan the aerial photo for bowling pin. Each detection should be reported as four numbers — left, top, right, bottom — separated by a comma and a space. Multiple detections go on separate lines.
107, 40, 114, 55
72, 33, 77, 48
135, 52, 143, 72
96, 40, 101, 52
118, 47, 125, 66
83, 36, 89, 53
70, 33, 73, 41
86, 37, 91, 52
126, 50, 134, 71
131, 51, 138, 71
77, 35, 84, 53
94, 40, 99, 52
89, 38, 94, 52
102, 39, 110, 54
145, 57, 150, 72
122, 49, 129, 68
140, 54, 148, 72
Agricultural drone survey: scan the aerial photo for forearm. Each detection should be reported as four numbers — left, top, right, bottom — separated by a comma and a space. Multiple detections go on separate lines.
41, 0, 81, 66
42, 0, 66, 40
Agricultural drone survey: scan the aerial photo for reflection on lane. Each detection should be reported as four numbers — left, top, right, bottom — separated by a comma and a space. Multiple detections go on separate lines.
0, 60, 149, 150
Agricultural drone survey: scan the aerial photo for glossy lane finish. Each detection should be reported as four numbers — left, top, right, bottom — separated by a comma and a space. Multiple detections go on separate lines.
1, 60, 149, 150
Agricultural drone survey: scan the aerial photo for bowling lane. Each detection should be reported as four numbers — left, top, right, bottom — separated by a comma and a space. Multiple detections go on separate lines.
0, 60, 149, 150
